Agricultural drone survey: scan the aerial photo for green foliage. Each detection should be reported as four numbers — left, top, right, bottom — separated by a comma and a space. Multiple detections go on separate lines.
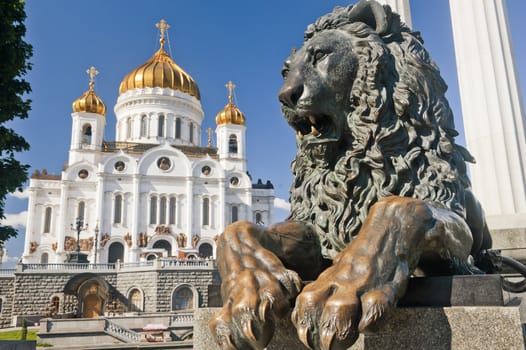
0, 0, 32, 244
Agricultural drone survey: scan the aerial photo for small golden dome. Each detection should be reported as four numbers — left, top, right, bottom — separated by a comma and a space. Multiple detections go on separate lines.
216, 81, 246, 126
118, 19, 200, 99
72, 66, 106, 116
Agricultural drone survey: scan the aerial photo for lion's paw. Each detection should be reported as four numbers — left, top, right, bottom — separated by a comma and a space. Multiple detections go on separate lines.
292, 263, 406, 350
210, 268, 302, 350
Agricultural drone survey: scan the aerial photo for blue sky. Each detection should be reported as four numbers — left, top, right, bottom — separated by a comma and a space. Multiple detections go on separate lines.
3, 0, 526, 267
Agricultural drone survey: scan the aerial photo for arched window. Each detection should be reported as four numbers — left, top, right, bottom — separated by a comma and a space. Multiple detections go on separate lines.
150, 196, 157, 225
172, 286, 194, 311
127, 117, 132, 139
255, 212, 264, 225
169, 197, 176, 225
229, 134, 238, 153
175, 118, 181, 139
51, 296, 60, 315
140, 115, 147, 137
43, 207, 52, 233
158, 115, 165, 137
159, 197, 167, 225
114, 194, 122, 224
202, 198, 210, 226
198, 243, 213, 258
108, 242, 124, 263
153, 240, 172, 256
82, 124, 92, 145
189, 123, 194, 144
78, 201, 85, 221
231, 206, 238, 223
41, 253, 48, 264
128, 288, 143, 312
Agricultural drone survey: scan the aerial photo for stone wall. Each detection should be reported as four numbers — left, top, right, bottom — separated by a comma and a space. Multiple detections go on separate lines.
115, 270, 158, 312
0, 276, 14, 328
157, 269, 220, 312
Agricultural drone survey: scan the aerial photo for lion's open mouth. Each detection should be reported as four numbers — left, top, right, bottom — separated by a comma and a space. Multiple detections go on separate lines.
288, 114, 337, 142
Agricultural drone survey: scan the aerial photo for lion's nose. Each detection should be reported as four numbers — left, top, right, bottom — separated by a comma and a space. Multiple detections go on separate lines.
278, 82, 303, 108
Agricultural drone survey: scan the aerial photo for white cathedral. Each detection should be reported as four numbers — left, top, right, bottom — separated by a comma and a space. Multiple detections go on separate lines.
21, 20, 275, 265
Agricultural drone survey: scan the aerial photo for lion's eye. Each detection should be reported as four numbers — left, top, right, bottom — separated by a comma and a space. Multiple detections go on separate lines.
313, 50, 327, 65
281, 67, 289, 79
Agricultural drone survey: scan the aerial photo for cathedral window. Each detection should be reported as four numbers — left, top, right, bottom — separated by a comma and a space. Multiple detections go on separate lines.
198, 243, 213, 258
128, 288, 143, 312
175, 118, 181, 139
169, 197, 176, 225
189, 123, 194, 144
127, 117, 132, 139
158, 114, 165, 137
78, 201, 85, 220
172, 286, 194, 311
114, 194, 122, 224
150, 196, 158, 225
159, 197, 167, 224
82, 124, 92, 145
231, 205, 239, 223
202, 197, 210, 226
108, 242, 124, 263
140, 115, 147, 137
255, 212, 264, 225
43, 207, 52, 233
229, 134, 238, 153
41, 252, 48, 264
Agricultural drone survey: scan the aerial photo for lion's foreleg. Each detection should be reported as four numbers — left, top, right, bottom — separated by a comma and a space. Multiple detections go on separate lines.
292, 196, 474, 350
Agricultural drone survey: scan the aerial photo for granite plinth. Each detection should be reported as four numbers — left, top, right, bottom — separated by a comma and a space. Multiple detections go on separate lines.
197, 276, 521, 350
195, 306, 524, 350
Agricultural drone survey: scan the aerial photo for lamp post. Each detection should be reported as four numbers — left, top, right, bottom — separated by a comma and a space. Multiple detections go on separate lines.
94, 224, 99, 265
66, 217, 89, 263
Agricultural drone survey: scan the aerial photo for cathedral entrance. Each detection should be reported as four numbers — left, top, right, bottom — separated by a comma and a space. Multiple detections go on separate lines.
83, 294, 101, 318
64, 273, 110, 318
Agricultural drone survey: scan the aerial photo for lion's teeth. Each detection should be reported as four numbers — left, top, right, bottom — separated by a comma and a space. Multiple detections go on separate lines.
311, 126, 321, 137
297, 131, 303, 139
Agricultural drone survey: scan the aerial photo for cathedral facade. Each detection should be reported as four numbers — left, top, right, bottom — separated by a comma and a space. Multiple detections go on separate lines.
21, 21, 274, 265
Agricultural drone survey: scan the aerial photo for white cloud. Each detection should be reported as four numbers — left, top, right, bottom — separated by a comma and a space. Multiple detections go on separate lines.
3, 211, 27, 229
9, 188, 29, 199
274, 197, 290, 211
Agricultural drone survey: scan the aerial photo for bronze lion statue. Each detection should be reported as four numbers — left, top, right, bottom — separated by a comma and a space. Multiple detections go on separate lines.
210, 1, 494, 349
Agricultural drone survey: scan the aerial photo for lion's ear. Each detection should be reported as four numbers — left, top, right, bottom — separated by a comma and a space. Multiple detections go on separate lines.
347, 0, 401, 36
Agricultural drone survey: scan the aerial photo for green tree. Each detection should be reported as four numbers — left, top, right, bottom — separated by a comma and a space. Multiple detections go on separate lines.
0, 0, 32, 245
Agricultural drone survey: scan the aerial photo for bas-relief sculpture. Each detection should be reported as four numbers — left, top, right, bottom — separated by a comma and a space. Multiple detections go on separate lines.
211, 1, 502, 349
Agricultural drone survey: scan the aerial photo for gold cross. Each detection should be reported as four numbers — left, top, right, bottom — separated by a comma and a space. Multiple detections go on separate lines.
207, 128, 214, 147
156, 19, 171, 47
225, 80, 236, 103
86, 66, 99, 90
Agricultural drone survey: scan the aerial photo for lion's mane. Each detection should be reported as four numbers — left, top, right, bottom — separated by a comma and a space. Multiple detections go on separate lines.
287, 5, 475, 258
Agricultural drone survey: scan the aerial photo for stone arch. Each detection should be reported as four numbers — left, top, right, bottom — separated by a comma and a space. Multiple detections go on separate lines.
152, 239, 172, 257
198, 242, 213, 258
108, 241, 124, 263
171, 284, 197, 311
127, 287, 144, 312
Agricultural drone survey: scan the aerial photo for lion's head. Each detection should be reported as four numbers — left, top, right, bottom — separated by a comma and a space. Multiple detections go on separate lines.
278, 1, 475, 259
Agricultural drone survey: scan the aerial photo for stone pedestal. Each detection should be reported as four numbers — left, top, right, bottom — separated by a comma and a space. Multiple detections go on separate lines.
65, 251, 89, 264
196, 276, 523, 350
195, 306, 524, 350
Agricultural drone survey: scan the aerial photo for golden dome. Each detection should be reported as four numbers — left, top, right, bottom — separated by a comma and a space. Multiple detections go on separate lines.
216, 81, 246, 126
72, 66, 106, 116
118, 20, 200, 99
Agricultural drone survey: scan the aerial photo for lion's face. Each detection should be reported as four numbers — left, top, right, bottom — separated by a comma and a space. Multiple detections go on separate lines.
278, 29, 358, 156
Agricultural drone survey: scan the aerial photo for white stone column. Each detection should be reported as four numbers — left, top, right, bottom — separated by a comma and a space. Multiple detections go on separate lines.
131, 175, 140, 251
56, 182, 69, 260
449, 0, 526, 230
377, 0, 412, 28
218, 180, 226, 231
22, 188, 36, 261
186, 177, 193, 235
